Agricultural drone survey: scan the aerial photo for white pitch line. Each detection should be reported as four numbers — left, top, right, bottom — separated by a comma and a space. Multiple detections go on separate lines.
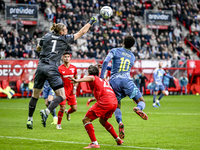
0, 107, 200, 116
0, 135, 173, 150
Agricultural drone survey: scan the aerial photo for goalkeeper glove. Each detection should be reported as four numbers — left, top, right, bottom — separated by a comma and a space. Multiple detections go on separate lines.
88, 17, 97, 25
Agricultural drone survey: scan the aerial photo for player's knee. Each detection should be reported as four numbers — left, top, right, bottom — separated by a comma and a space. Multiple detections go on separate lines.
61, 95, 66, 100
82, 116, 90, 125
99, 118, 105, 125
82, 117, 87, 124
60, 105, 65, 112
72, 105, 77, 111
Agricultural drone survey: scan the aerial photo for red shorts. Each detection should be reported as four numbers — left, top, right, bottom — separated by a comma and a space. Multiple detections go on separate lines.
86, 102, 117, 121
59, 94, 77, 106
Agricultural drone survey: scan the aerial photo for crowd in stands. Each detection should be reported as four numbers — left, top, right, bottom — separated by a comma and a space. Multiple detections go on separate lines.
1, 0, 198, 61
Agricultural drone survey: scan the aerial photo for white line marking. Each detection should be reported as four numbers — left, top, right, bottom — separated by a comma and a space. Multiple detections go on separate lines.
0, 136, 173, 150
0, 107, 199, 116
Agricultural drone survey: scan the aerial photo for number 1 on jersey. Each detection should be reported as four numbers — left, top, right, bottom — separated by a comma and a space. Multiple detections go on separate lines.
51, 40, 57, 52
119, 57, 130, 72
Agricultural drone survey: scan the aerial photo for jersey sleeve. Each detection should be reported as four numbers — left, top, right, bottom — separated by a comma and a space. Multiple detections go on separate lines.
100, 49, 115, 79
61, 34, 74, 44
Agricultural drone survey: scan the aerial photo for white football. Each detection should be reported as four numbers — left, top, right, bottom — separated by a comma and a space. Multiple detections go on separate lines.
165, 91, 169, 96
100, 6, 113, 19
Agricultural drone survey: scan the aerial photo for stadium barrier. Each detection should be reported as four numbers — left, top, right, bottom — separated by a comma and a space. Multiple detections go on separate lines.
0, 60, 199, 98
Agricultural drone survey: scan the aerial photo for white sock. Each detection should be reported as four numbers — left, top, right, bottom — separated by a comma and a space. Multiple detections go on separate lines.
115, 137, 120, 142
153, 103, 156, 106
57, 124, 61, 127
92, 141, 98, 145
28, 117, 33, 121
156, 100, 160, 103
45, 108, 50, 115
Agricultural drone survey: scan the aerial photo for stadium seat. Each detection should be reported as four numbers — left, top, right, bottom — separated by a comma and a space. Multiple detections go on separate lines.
16, 80, 22, 93
2, 80, 9, 89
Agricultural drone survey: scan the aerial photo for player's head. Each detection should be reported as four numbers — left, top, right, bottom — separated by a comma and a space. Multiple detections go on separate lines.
88, 65, 99, 76
62, 51, 71, 63
159, 61, 163, 68
50, 23, 68, 35
123, 35, 135, 49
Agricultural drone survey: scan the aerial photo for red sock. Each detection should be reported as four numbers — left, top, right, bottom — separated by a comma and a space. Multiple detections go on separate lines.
84, 123, 97, 142
57, 110, 64, 125
68, 108, 74, 114
103, 121, 118, 139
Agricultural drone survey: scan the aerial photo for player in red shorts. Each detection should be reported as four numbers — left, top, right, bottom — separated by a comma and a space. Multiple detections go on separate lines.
70, 65, 123, 149
57, 51, 78, 129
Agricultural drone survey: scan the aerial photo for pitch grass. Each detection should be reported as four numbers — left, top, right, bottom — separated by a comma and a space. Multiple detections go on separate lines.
0, 95, 199, 150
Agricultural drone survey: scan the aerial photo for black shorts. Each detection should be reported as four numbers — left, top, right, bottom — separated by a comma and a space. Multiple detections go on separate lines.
34, 63, 64, 91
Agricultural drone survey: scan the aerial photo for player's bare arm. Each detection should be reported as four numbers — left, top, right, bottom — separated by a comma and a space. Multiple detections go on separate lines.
73, 75, 78, 95
74, 17, 97, 41
70, 76, 95, 84
36, 44, 42, 52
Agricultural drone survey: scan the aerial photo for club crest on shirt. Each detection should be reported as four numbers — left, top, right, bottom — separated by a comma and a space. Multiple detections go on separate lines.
70, 68, 75, 73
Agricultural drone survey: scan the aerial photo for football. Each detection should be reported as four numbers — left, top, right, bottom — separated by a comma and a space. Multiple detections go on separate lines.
165, 90, 169, 96
100, 6, 113, 19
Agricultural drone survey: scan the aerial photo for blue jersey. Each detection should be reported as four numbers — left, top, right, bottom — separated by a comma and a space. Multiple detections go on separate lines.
153, 68, 166, 85
100, 47, 135, 79
179, 77, 188, 86
100, 47, 142, 102
44, 80, 50, 89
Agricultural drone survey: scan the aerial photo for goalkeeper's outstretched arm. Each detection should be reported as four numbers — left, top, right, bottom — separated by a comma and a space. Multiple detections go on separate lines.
74, 17, 97, 41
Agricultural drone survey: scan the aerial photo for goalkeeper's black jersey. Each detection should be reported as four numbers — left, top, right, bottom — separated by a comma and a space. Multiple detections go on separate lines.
38, 32, 74, 65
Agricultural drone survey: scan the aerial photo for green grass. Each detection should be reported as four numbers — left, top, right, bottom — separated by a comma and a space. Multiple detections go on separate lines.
0, 95, 200, 150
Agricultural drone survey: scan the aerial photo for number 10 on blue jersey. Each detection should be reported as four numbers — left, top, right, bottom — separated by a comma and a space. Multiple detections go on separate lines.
119, 57, 130, 72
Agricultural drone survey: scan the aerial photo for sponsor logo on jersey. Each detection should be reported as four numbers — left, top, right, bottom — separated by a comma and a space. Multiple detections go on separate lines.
63, 75, 73, 78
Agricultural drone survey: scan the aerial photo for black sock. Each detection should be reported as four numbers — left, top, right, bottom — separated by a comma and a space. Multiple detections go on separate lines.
47, 96, 64, 112
28, 97, 38, 117
48, 101, 57, 117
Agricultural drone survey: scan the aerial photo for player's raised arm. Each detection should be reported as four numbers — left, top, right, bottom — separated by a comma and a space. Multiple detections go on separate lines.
74, 17, 97, 41
100, 50, 114, 79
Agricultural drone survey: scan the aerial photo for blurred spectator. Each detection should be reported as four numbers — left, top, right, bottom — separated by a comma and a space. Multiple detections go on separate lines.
192, 38, 199, 49
0, 47, 5, 59
27, 79, 34, 97
20, 80, 29, 97
179, 74, 188, 95
139, 72, 148, 95
45, 5, 54, 21
16, 18, 24, 33
184, 51, 191, 59
0, 0, 5, 13
176, 43, 184, 54
173, 25, 182, 42
0, 33, 6, 45
29, 47, 39, 58
25, 42, 32, 54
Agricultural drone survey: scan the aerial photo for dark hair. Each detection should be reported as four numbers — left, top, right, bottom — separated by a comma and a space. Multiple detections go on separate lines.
88, 65, 99, 76
63, 51, 71, 55
124, 35, 135, 49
